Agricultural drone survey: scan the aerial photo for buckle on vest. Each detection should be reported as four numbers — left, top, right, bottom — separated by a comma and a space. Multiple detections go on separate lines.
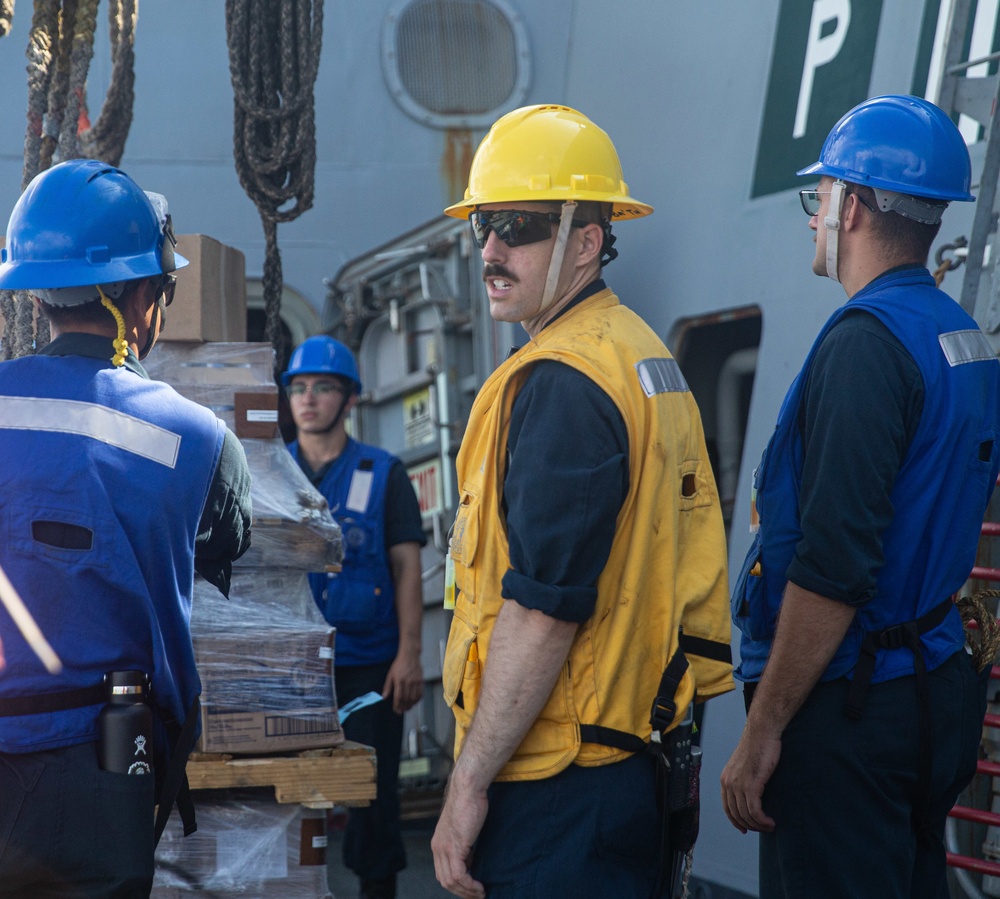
876, 620, 919, 652
649, 696, 676, 742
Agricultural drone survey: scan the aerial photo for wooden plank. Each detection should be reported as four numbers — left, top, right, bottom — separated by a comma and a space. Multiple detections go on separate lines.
186, 740, 376, 807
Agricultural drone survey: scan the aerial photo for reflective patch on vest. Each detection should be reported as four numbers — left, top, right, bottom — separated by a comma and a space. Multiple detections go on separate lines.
346, 469, 374, 512
635, 357, 689, 396
939, 329, 996, 367
0, 396, 181, 467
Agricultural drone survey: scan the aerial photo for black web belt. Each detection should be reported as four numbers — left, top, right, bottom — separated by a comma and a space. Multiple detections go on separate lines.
843, 598, 954, 833
0, 683, 105, 716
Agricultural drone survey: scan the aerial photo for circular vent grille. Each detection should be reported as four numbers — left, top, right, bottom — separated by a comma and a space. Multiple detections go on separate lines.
382, 0, 530, 129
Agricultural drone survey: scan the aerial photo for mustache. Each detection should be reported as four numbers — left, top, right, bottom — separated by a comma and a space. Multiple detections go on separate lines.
483, 263, 517, 283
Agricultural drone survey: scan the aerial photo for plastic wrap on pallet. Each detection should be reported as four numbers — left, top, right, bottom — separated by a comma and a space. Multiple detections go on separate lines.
152, 797, 330, 897
144, 341, 342, 572
236, 437, 343, 572
225, 567, 328, 626
192, 583, 343, 754
143, 342, 274, 428
144, 341, 276, 388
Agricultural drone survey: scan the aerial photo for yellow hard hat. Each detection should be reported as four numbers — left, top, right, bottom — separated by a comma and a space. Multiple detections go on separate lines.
444, 104, 653, 220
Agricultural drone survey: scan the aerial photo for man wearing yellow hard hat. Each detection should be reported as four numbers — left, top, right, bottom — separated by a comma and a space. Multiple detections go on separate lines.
431, 104, 734, 898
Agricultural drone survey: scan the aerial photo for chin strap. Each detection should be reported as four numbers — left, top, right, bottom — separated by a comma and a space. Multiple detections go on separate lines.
138, 294, 164, 361
539, 201, 578, 314
824, 180, 847, 283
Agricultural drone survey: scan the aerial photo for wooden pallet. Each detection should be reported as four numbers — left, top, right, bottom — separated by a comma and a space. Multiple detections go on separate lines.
186, 740, 376, 808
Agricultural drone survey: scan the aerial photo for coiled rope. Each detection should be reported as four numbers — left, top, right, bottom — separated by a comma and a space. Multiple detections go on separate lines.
959, 589, 1000, 673
1, 0, 136, 360
225, 0, 323, 373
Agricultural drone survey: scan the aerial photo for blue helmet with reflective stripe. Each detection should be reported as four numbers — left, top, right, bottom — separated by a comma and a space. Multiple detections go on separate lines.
0, 159, 187, 303
282, 335, 361, 393
797, 94, 974, 203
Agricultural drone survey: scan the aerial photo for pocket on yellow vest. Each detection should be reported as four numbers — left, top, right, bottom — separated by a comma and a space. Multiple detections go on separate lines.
677, 458, 713, 511
450, 488, 481, 603
442, 610, 481, 730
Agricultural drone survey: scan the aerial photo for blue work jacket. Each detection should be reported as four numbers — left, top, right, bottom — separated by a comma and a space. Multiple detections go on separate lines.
735, 268, 1000, 684
0, 353, 224, 750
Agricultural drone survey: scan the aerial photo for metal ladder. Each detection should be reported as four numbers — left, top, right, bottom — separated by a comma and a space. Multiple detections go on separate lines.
937, 0, 1000, 330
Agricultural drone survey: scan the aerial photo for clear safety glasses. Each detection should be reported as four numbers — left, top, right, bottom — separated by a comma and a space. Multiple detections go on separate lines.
469, 209, 586, 249
799, 189, 829, 216
287, 381, 349, 399
799, 187, 876, 216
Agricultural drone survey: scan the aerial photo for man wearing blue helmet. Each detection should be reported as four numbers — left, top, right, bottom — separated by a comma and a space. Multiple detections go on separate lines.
0, 159, 252, 896
283, 335, 425, 899
722, 95, 1000, 897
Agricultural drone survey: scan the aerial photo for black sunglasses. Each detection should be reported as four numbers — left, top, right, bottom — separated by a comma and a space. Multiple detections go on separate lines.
157, 274, 176, 307
469, 210, 587, 249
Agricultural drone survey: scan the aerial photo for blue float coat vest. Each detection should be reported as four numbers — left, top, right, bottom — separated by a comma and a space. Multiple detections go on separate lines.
289, 437, 399, 666
0, 354, 224, 751
734, 268, 1000, 683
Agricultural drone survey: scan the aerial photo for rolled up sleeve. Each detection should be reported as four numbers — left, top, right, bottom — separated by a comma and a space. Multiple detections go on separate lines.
500, 361, 629, 623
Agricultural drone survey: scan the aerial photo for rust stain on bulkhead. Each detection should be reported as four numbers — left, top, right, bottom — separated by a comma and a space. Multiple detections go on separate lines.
443, 129, 474, 209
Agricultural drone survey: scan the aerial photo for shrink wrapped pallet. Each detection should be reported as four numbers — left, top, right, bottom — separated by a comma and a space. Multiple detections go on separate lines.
192, 582, 343, 754
144, 341, 342, 572
152, 796, 330, 897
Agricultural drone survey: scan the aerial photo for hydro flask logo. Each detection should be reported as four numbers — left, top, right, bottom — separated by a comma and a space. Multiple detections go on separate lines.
129, 734, 151, 775
752, 0, 883, 198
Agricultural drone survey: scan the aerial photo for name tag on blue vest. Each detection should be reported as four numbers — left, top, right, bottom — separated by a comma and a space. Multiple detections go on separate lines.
346, 469, 373, 512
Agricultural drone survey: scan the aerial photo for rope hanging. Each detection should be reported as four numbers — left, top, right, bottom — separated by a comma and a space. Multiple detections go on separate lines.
80, 0, 136, 166
225, 0, 323, 374
1, 0, 137, 361
0, 0, 13, 36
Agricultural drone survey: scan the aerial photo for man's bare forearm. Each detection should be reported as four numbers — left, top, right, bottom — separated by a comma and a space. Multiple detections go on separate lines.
450, 600, 577, 792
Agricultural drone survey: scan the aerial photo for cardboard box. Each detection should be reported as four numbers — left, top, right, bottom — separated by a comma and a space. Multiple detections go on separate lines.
234, 390, 280, 439
193, 624, 343, 754
162, 234, 247, 343
153, 798, 330, 897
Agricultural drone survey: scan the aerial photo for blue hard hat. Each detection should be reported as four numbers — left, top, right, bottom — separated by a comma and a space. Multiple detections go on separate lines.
0, 159, 188, 301
797, 94, 974, 202
282, 335, 362, 392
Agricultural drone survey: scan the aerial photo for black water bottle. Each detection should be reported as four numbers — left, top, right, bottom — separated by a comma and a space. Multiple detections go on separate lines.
98, 670, 154, 775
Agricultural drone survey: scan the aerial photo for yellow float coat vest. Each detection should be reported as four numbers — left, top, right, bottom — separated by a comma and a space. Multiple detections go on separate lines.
443, 287, 733, 781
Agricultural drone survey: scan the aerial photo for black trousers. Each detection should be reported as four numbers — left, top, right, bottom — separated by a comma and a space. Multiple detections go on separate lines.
472, 751, 662, 898
757, 650, 987, 899
330, 661, 406, 884
0, 740, 155, 898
